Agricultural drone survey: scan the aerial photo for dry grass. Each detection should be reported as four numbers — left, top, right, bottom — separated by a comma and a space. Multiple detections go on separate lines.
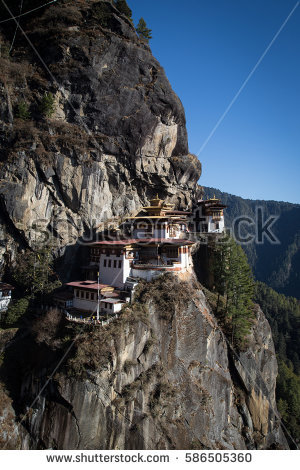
0, 58, 33, 87
134, 274, 194, 322
31, 308, 64, 346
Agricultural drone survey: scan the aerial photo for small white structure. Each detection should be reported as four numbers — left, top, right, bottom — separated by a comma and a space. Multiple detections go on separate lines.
193, 196, 226, 234
100, 298, 125, 315
65, 280, 117, 314
0, 283, 13, 315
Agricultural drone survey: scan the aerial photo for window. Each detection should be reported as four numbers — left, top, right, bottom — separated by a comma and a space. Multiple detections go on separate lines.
118, 260, 122, 268
80, 291, 84, 298
167, 248, 178, 258
91, 293, 95, 301
104, 259, 107, 267
108, 260, 111, 268
75, 289, 79, 297
109, 304, 112, 309
114, 260, 117, 268
105, 302, 107, 309
86, 292, 89, 299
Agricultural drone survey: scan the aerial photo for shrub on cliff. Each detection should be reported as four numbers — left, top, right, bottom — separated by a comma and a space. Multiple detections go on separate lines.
39, 92, 55, 118
136, 18, 152, 43
93, 2, 114, 28
11, 247, 61, 298
31, 307, 63, 346
1, 297, 30, 328
16, 100, 31, 120
114, 0, 132, 19
133, 274, 192, 322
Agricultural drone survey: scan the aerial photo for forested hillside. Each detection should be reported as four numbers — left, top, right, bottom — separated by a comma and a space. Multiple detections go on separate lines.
204, 187, 300, 299
255, 282, 300, 443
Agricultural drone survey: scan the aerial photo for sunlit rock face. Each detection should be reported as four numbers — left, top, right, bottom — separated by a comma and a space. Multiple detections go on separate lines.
0, 1, 201, 278
4, 275, 286, 450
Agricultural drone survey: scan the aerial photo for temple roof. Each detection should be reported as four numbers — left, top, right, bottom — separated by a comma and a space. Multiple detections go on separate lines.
90, 238, 194, 246
66, 281, 114, 291
0, 282, 14, 291
141, 194, 175, 213
197, 199, 227, 209
100, 298, 125, 304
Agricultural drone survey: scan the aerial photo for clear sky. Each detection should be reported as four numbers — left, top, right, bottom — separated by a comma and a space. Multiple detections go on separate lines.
128, 0, 300, 203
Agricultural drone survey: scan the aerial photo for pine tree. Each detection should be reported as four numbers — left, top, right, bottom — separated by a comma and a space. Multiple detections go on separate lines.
12, 247, 61, 297
213, 236, 255, 347
114, 0, 132, 19
16, 100, 31, 120
136, 18, 152, 43
39, 92, 55, 118
2, 297, 30, 328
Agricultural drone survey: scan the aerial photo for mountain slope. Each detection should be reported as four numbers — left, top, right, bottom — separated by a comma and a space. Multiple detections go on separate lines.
203, 187, 300, 299
0, 1, 289, 451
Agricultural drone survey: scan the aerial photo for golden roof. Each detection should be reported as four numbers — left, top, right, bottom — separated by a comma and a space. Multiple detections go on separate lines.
142, 195, 175, 212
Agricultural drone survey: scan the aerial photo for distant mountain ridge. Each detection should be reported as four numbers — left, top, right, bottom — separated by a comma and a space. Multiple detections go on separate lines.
203, 187, 300, 299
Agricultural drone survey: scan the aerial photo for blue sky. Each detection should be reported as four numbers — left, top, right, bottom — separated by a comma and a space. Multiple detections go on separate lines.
128, 0, 300, 203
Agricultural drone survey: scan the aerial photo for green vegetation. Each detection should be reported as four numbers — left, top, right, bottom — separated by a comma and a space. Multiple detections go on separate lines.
277, 360, 300, 441
213, 236, 255, 348
114, 0, 132, 19
16, 100, 31, 120
136, 18, 152, 43
39, 92, 55, 118
255, 282, 300, 442
255, 282, 300, 374
1, 247, 61, 329
93, 2, 114, 28
12, 247, 61, 298
204, 186, 300, 299
0, 43, 10, 58
2, 297, 30, 328
0, 1, 60, 31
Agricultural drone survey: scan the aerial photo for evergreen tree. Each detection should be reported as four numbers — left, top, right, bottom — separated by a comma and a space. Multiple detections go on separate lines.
213, 237, 255, 347
114, 0, 132, 19
16, 100, 31, 120
2, 297, 30, 328
277, 360, 300, 440
12, 247, 61, 298
39, 92, 55, 118
136, 18, 152, 43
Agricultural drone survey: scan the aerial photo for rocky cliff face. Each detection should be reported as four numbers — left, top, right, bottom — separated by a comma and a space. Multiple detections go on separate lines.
1, 275, 287, 450
0, 0, 201, 277
0, 1, 287, 451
